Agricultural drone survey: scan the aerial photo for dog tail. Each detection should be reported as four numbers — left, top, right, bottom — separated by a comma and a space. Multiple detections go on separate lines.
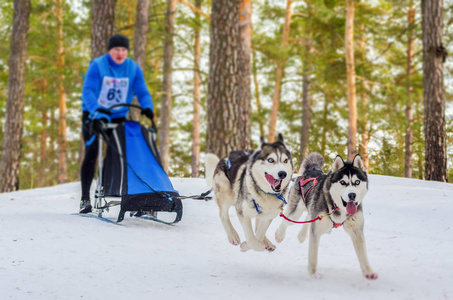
205, 153, 220, 188
299, 152, 325, 174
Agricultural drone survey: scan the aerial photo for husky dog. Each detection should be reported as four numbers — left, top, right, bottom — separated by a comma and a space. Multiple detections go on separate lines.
275, 152, 378, 280
205, 134, 293, 252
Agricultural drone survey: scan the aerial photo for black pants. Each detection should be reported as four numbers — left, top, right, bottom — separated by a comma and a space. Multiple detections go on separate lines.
80, 112, 124, 200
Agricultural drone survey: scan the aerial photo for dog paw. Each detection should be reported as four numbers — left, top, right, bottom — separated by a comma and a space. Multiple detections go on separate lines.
275, 227, 286, 243
309, 271, 323, 279
265, 244, 276, 252
263, 240, 276, 252
240, 242, 251, 252
364, 272, 378, 280
228, 234, 241, 246
308, 266, 322, 279
240, 241, 266, 252
297, 231, 307, 243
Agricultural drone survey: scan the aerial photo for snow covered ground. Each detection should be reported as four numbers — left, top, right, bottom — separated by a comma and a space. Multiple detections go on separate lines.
1, 175, 452, 300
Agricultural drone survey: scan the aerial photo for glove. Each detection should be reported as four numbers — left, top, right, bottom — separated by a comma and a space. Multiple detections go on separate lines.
93, 108, 111, 122
90, 119, 106, 135
141, 108, 154, 120
89, 108, 111, 135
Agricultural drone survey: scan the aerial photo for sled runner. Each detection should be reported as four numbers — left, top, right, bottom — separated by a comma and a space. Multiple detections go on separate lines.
92, 104, 183, 224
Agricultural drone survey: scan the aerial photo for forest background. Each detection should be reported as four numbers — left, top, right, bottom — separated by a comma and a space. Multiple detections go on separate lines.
0, 0, 452, 190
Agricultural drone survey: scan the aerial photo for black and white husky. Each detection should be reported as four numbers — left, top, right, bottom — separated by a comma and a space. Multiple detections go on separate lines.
275, 152, 378, 280
205, 134, 293, 252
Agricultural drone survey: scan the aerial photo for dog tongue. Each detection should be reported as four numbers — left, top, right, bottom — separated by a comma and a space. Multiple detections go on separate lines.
346, 201, 357, 215
265, 174, 276, 187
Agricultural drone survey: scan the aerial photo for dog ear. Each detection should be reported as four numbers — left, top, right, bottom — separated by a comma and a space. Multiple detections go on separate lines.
332, 155, 345, 172
260, 136, 265, 147
352, 154, 367, 172
276, 133, 284, 144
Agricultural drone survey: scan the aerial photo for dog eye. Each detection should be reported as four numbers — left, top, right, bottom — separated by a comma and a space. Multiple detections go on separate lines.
267, 158, 275, 163
355, 180, 360, 185
283, 158, 288, 163
340, 180, 347, 186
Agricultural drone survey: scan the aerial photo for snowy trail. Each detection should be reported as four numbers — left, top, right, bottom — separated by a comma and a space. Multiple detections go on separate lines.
1, 175, 452, 299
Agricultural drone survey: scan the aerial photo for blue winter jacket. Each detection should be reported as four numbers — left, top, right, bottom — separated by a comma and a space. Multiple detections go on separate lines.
82, 54, 153, 119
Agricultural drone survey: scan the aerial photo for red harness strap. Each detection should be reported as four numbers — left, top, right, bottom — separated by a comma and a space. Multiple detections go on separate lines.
300, 177, 318, 203
279, 210, 323, 224
278, 176, 342, 228
279, 206, 340, 224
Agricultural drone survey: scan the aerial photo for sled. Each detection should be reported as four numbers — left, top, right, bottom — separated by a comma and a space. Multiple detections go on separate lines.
92, 104, 183, 224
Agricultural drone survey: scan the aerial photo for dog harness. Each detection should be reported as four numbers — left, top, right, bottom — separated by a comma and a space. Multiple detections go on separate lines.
297, 177, 343, 228
299, 177, 318, 203
252, 189, 287, 214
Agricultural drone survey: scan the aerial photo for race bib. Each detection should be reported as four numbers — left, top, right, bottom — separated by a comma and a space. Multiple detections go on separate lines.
97, 76, 129, 108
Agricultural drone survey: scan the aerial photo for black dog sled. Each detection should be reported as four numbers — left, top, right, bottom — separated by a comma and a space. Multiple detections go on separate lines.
92, 104, 183, 224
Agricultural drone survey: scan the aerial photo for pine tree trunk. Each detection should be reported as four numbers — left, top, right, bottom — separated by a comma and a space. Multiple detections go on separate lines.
237, 0, 252, 150
358, 25, 369, 171
133, 0, 149, 69
300, 41, 311, 163
56, 0, 67, 184
39, 109, 48, 188
422, 0, 447, 182
252, 46, 264, 137
345, 0, 357, 161
404, 2, 415, 178
82, 0, 116, 168
50, 110, 56, 185
321, 93, 328, 157
131, 0, 150, 121
0, 0, 31, 192
267, 0, 292, 142
38, 80, 48, 188
359, 90, 370, 171
418, 153, 424, 179
191, 0, 202, 178
207, 0, 240, 158
91, 0, 116, 60
158, 0, 177, 172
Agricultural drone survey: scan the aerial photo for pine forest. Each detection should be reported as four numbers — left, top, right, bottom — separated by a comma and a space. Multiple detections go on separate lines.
0, 0, 452, 191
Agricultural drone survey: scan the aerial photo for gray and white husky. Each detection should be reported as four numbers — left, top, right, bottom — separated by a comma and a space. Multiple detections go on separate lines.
275, 152, 378, 280
205, 134, 293, 252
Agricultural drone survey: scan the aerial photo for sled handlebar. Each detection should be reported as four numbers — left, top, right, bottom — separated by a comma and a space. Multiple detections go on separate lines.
107, 103, 157, 130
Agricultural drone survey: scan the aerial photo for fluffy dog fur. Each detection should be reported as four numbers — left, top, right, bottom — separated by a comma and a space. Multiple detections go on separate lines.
275, 152, 378, 279
206, 134, 293, 252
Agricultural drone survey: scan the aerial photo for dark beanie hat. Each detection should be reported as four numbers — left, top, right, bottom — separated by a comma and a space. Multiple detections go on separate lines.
108, 34, 129, 50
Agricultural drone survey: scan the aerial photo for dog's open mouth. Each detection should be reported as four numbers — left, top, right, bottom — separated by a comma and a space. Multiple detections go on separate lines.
265, 173, 282, 192
342, 198, 358, 215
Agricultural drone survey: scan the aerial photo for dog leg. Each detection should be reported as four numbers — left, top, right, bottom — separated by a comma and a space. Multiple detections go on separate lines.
344, 214, 378, 280
255, 218, 275, 252
307, 220, 331, 278
238, 215, 266, 252
307, 225, 322, 278
276, 202, 306, 243
297, 221, 310, 244
214, 170, 241, 246
218, 203, 241, 246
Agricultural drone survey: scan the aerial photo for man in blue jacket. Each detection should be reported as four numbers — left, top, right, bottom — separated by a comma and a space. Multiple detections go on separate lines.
79, 34, 154, 213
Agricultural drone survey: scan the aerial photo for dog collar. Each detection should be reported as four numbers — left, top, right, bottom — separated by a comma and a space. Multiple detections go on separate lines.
252, 191, 286, 214
329, 202, 343, 228
257, 186, 287, 205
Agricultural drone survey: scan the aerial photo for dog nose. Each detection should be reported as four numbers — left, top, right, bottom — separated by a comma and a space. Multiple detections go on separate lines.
348, 193, 356, 201
278, 171, 287, 179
